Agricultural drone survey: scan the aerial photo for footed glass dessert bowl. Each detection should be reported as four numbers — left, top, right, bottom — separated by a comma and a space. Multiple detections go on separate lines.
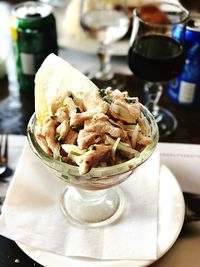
27, 104, 158, 227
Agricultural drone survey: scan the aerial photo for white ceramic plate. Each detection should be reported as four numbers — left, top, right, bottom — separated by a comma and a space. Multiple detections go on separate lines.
17, 165, 185, 267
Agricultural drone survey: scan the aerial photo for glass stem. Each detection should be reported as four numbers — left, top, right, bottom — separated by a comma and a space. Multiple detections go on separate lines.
96, 43, 114, 81
144, 82, 163, 119
61, 186, 123, 226
76, 188, 107, 203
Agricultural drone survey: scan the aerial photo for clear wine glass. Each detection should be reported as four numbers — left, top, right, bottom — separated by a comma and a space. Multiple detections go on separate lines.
27, 104, 158, 228
39, 0, 66, 9
128, 2, 189, 139
80, 0, 130, 89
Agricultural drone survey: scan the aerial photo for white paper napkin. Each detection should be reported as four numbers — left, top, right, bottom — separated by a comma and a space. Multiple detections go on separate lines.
0, 141, 159, 260
158, 143, 200, 194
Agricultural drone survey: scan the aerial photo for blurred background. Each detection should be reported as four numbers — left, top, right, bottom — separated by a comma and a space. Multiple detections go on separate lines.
0, 0, 200, 143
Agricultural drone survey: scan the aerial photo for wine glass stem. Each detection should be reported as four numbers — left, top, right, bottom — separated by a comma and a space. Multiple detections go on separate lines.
96, 43, 114, 81
144, 82, 163, 118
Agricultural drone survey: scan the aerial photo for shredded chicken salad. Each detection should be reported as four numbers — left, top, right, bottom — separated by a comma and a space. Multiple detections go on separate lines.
36, 88, 152, 175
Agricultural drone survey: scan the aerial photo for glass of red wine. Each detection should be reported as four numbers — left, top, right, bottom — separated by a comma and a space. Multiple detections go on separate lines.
128, 2, 189, 139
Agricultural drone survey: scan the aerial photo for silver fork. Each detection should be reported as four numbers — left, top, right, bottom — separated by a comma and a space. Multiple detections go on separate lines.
0, 134, 8, 176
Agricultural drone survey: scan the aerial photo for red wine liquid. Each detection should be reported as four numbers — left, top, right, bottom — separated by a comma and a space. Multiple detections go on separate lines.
128, 35, 185, 82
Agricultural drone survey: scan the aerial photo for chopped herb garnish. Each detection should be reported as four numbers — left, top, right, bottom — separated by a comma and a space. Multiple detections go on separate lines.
70, 151, 82, 156
98, 88, 107, 98
88, 145, 96, 151
103, 96, 112, 104
89, 145, 94, 151
98, 88, 112, 104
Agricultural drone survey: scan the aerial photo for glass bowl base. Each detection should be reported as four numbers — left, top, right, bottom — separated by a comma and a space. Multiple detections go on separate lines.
60, 186, 125, 228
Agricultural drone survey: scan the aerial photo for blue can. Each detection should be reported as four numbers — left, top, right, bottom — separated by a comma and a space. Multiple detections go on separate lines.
168, 14, 200, 107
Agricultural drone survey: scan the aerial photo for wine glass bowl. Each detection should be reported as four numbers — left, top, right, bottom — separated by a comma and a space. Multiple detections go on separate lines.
80, 0, 130, 89
27, 104, 158, 227
128, 2, 189, 139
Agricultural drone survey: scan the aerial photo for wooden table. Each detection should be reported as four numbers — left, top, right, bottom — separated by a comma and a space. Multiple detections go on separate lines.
0, 0, 200, 267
